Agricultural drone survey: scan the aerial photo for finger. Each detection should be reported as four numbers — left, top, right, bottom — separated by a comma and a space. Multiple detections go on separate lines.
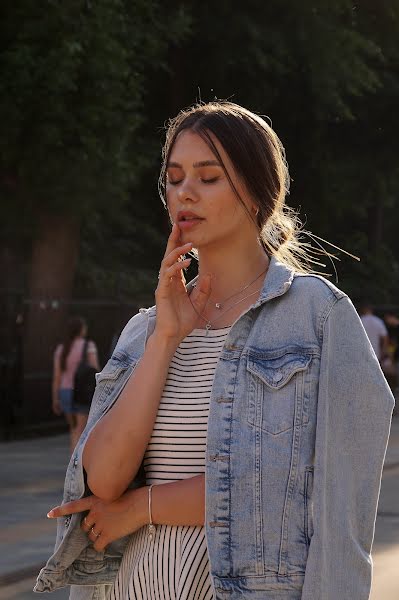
81, 515, 94, 533
159, 242, 192, 275
162, 258, 192, 282
94, 536, 107, 552
88, 526, 102, 543
163, 222, 181, 259
47, 496, 94, 518
190, 274, 212, 314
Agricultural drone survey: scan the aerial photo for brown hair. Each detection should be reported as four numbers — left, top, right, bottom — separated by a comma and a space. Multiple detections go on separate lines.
60, 316, 86, 372
159, 101, 312, 272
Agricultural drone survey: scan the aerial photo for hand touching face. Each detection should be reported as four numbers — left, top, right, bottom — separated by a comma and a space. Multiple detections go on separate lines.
166, 130, 258, 252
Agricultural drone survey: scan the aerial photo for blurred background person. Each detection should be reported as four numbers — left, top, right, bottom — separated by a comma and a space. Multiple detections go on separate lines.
52, 316, 100, 453
358, 302, 389, 363
383, 311, 399, 410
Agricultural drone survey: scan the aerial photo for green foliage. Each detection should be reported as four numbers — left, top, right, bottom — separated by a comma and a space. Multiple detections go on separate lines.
2, 0, 399, 304
0, 0, 190, 217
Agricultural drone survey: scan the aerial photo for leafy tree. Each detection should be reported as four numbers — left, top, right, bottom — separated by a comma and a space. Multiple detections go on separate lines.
0, 0, 190, 375
135, 0, 399, 300
2, 0, 399, 417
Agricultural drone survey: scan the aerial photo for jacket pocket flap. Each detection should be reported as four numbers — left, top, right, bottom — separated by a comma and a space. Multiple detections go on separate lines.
95, 361, 128, 384
247, 352, 311, 389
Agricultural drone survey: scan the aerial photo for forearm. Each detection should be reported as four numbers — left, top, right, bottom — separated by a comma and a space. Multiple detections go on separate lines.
83, 332, 178, 501
134, 475, 205, 529
152, 474, 205, 526
52, 379, 60, 403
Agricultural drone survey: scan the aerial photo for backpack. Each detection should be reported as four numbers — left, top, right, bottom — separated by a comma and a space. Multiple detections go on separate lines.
73, 340, 97, 406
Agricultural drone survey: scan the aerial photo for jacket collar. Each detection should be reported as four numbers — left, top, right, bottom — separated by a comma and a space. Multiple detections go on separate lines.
145, 256, 295, 342
255, 255, 295, 305
186, 255, 295, 306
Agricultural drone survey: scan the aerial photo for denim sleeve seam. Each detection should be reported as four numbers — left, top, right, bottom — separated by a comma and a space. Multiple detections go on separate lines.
318, 294, 346, 344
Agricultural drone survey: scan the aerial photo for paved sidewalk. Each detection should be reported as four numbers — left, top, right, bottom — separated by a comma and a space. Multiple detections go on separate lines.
1, 418, 398, 599
0, 434, 70, 599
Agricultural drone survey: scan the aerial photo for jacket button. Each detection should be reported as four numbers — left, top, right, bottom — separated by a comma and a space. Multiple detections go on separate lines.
273, 372, 283, 383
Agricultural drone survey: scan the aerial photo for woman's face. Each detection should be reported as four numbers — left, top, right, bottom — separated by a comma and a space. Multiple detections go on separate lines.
166, 130, 257, 250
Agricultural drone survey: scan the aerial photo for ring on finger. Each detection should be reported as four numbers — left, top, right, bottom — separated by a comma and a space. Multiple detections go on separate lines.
91, 526, 101, 538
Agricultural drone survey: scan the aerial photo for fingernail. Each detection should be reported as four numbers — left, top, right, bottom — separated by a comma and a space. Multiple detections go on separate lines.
47, 510, 54, 518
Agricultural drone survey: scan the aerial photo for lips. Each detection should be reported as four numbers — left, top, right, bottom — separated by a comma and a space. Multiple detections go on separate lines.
177, 210, 204, 222
176, 210, 205, 231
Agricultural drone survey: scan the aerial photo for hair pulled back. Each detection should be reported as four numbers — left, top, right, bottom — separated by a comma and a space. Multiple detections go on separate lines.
159, 101, 310, 272
60, 316, 86, 372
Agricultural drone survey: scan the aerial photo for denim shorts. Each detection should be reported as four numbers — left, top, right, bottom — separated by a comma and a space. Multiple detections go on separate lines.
59, 389, 90, 415
59, 389, 74, 414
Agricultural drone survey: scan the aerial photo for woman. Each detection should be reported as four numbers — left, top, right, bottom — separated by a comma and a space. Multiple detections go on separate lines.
38, 102, 394, 600
52, 316, 100, 453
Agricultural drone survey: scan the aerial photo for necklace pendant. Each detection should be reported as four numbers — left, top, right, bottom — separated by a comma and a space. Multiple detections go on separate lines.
215, 303, 222, 309
148, 523, 156, 541
205, 322, 212, 335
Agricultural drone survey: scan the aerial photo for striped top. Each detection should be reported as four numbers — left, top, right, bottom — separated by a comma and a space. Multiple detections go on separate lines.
110, 326, 231, 600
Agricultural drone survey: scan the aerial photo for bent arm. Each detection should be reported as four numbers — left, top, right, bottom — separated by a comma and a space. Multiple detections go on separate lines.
48, 474, 205, 552
151, 474, 205, 526
87, 341, 100, 371
83, 332, 178, 501
124, 474, 205, 528
302, 297, 394, 599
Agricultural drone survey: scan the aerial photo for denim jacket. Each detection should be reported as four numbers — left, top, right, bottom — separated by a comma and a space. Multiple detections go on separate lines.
35, 257, 394, 600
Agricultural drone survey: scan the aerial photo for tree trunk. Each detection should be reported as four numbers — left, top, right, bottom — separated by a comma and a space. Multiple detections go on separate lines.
22, 213, 80, 423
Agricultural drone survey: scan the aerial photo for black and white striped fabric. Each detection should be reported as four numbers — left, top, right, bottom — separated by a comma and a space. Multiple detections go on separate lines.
110, 326, 231, 600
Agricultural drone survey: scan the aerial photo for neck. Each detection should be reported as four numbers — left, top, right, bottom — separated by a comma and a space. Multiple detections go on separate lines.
197, 236, 269, 302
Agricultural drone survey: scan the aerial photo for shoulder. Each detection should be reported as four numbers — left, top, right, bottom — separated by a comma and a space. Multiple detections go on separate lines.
285, 272, 362, 338
112, 305, 156, 360
87, 340, 98, 353
292, 272, 347, 301
289, 272, 347, 317
370, 314, 388, 332
119, 305, 155, 340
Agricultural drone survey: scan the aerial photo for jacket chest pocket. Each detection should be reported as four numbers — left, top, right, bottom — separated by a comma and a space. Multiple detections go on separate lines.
246, 349, 311, 435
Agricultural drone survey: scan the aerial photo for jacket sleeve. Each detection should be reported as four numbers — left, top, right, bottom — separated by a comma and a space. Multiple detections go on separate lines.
301, 295, 394, 599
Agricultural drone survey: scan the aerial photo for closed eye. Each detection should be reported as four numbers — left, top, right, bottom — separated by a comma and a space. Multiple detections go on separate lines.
167, 177, 219, 185
201, 177, 219, 184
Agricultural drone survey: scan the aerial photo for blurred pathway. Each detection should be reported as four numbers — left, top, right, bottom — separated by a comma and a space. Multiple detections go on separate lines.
0, 435, 69, 599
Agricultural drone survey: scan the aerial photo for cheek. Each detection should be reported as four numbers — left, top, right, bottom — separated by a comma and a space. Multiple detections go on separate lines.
209, 185, 239, 217
165, 189, 177, 215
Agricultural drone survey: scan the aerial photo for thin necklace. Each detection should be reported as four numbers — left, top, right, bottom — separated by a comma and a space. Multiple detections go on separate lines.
191, 287, 262, 335
193, 265, 268, 310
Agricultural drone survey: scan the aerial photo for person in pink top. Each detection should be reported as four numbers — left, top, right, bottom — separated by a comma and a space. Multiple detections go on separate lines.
52, 316, 100, 453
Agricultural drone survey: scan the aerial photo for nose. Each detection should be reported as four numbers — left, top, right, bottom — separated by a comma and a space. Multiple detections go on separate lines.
176, 178, 198, 203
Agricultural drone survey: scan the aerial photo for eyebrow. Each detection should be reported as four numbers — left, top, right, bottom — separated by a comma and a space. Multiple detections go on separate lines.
167, 160, 221, 169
